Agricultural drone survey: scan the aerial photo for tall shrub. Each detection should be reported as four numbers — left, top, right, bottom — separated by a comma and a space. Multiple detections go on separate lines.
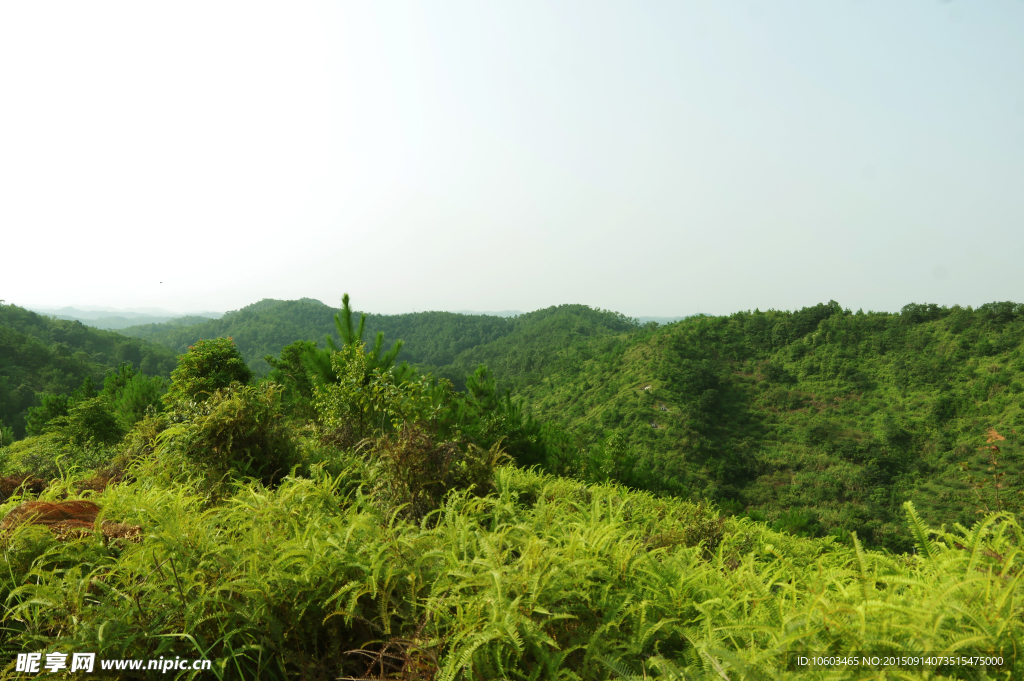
157, 383, 294, 486
162, 338, 253, 407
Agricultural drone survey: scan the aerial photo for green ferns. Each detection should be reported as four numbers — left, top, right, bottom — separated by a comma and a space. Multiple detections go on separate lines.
3, 469, 1023, 680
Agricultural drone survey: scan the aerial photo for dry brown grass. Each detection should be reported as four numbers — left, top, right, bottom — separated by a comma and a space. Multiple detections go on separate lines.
74, 468, 124, 494
986, 428, 1006, 443
1, 500, 101, 528
1, 500, 142, 542
0, 474, 46, 500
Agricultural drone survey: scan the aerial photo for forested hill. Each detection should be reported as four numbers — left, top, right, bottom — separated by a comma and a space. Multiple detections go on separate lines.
17, 295, 1024, 551
120, 297, 639, 379
120, 298, 339, 373
508, 301, 1024, 551
0, 303, 177, 437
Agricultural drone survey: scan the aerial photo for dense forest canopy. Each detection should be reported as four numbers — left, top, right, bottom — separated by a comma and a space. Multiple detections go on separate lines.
508, 300, 1024, 551
119, 298, 642, 380
0, 303, 177, 438
120, 298, 524, 376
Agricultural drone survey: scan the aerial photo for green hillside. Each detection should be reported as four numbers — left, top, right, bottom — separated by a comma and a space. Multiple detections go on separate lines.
509, 301, 1024, 551
119, 298, 640, 384
120, 298, 524, 376
0, 303, 177, 438
428, 304, 637, 390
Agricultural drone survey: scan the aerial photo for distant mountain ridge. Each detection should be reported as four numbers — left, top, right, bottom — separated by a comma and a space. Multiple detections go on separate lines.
636, 315, 688, 325
118, 298, 638, 380
454, 310, 523, 317
26, 305, 223, 319
453, 311, 689, 325
31, 301, 685, 335
26, 306, 222, 331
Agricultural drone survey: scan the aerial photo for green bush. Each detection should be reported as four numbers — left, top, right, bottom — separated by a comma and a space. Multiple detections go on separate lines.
157, 382, 295, 486
0, 420, 14, 448
365, 422, 507, 521
24, 393, 72, 437
162, 337, 253, 407
314, 344, 436, 439
101, 363, 166, 430
117, 413, 168, 463
1, 396, 123, 478
1, 432, 114, 479
45, 396, 125, 447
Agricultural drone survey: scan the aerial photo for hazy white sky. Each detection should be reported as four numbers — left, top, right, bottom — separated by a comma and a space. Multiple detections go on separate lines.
2, 1, 1022, 316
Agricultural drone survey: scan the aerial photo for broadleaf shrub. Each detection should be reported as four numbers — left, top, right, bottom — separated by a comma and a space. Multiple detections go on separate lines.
45, 396, 124, 447
157, 382, 295, 486
365, 422, 507, 521
1, 433, 114, 480
162, 337, 253, 407
314, 344, 439, 439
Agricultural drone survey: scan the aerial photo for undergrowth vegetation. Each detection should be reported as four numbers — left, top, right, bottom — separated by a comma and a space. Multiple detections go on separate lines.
2, 465, 1023, 679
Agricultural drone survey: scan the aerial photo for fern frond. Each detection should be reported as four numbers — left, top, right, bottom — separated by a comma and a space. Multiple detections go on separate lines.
903, 502, 939, 560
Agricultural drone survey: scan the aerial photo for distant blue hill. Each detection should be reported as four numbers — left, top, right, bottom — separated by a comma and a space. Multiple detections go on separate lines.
454, 311, 688, 324
636, 316, 688, 325
26, 306, 222, 330
453, 310, 524, 317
